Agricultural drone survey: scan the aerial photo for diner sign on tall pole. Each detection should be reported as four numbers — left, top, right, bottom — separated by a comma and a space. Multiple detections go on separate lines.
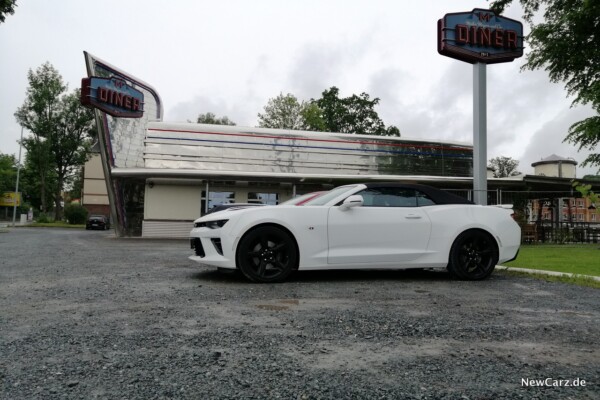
438, 9, 523, 205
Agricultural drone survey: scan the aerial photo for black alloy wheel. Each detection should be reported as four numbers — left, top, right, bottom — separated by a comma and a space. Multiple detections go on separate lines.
448, 230, 499, 280
236, 226, 298, 283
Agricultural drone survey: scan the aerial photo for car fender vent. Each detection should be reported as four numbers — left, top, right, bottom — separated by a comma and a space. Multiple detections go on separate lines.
211, 238, 223, 256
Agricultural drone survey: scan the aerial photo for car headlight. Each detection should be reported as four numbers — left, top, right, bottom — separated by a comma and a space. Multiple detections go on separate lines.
194, 219, 228, 229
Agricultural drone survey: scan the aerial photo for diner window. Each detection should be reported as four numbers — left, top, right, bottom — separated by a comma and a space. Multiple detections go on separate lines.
201, 191, 235, 214
248, 192, 279, 205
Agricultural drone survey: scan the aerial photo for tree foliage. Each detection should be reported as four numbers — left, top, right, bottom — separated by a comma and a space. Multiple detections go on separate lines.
491, 0, 600, 170
0, 0, 16, 24
488, 156, 521, 178
14, 62, 94, 220
0, 153, 17, 193
573, 181, 599, 215
197, 112, 236, 126
20, 144, 57, 212
308, 87, 400, 136
582, 174, 600, 181
50, 89, 95, 218
258, 93, 310, 130
258, 88, 400, 135
14, 63, 64, 214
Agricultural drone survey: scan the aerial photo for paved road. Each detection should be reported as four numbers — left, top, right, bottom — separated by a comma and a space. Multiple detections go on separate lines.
1, 228, 598, 399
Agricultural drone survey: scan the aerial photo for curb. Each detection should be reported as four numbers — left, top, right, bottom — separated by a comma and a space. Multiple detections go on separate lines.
496, 265, 600, 282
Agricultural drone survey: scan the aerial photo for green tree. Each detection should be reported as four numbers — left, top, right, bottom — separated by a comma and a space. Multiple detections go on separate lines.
258, 93, 311, 130
491, 0, 600, 171
0, 153, 17, 194
20, 145, 57, 214
300, 102, 327, 132
14, 62, 64, 214
573, 181, 599, 217
15, 63, 94, 220
308, 87, 400, 136
67, 166, 84, 201
49, 90, 95, 219
0, 0, 16, 24
488, 156, 521, 178
197, 112, 236, 126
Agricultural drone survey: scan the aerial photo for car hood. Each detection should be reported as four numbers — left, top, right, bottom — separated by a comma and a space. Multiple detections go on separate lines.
193, 205, 282, 223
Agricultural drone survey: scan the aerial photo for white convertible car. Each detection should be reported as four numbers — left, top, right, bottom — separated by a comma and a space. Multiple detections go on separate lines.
190, 183, 521, 282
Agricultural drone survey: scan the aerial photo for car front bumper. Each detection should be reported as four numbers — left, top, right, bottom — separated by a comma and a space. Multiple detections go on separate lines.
189, 228, 236, 269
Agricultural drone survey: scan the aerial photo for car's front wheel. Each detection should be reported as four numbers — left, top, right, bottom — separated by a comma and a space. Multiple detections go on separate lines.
236, 225, 298, 283
448, 229, 498, 280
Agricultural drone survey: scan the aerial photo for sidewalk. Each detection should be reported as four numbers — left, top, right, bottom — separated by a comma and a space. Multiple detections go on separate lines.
0, 220, 33, 228
497, 265, 600, 282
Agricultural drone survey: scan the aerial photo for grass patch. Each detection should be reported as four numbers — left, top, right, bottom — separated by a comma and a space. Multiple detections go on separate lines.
498, 269, 600, 289
504, 244, 600, 277
18, 222, 85, 229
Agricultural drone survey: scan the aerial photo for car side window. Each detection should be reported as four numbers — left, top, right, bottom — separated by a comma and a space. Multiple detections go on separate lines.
356, 188, 417, 207
416, 191, 436, 206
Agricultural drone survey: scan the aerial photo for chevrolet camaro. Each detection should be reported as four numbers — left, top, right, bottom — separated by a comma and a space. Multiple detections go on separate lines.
189, 183, 521, 282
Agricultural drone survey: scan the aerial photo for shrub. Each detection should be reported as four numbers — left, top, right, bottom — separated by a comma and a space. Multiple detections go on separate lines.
64, 204, 88, 225
36, 213, 51, 223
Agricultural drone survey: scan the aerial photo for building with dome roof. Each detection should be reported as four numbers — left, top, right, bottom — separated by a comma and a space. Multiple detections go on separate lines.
532, 154, 578, 178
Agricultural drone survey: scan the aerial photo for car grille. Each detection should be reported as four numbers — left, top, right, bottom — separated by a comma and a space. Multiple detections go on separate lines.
190, 238, 205, 257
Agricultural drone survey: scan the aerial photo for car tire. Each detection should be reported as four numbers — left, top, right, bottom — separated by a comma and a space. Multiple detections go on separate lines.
447, 229, 498, 280
236, 225, 298, 283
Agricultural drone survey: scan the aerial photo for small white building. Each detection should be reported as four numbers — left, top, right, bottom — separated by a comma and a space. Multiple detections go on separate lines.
531, 154, 577, 178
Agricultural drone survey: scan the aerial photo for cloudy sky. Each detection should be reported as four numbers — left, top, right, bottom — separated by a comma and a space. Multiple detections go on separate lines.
1, 0, 596, 176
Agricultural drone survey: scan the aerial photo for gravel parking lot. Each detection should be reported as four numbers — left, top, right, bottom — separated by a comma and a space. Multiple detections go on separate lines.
1, 228, 598, 399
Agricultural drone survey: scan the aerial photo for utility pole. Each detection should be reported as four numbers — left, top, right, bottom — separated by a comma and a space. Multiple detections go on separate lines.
12, 126, 24, 227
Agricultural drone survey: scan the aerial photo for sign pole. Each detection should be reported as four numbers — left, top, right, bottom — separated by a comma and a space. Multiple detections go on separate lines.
438, 8, 523, 206
473, 62, 487, 205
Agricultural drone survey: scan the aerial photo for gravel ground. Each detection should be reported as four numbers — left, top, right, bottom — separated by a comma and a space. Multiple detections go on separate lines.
1, 228, 598, 400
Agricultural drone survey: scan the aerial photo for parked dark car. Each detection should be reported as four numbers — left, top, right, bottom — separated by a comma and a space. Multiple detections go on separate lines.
86, 215, 110, 230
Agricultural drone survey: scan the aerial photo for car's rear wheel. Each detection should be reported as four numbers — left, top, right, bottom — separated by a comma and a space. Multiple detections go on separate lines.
236, 226, 298, 283
448, 229, 498, 280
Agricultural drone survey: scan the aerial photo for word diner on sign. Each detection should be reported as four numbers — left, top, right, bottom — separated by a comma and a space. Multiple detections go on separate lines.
438, 8, 524, 64
80, 76, 144, 118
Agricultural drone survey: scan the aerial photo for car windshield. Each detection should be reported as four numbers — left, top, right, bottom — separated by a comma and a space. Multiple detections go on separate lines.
303, 185, 358, 206
279, 192, 323, 206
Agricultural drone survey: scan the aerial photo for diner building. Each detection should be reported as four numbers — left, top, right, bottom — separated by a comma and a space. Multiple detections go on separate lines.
81, 52, 598, 238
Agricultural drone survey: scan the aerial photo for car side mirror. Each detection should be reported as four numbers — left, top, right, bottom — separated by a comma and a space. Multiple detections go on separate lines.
339, 195, 364, 211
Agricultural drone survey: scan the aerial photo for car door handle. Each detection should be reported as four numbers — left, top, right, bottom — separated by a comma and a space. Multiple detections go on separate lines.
405, 214, 422, 219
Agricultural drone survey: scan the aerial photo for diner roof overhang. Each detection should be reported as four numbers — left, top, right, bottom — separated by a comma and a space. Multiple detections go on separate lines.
111, 168, 599, 193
